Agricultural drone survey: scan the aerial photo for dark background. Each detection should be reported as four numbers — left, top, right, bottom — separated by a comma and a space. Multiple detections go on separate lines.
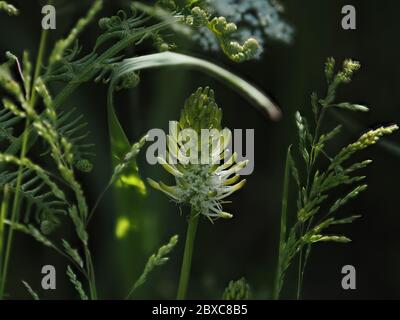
1, 0, 399, 300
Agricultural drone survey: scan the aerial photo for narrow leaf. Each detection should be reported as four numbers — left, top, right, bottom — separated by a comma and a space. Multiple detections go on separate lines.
62, 239, 84, 268
126, 235, 178, 299
66, 266, 88, 300
21, 281, 39, 300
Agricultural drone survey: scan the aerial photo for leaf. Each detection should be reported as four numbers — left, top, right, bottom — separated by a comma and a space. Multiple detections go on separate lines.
66, 266, 88, 300
332, 215, 362, 225
53, 108, 95, 172
69, 206, 88, 245
0, 100, 22, 144
110, 52, 281, 120
318, 125, 342, 145
6, 221, 55, 249
48, 0, 104, 67
307, 234, 352, 244
328, 185, 367, 214
62, 239, 84, 268
21, 281, 39, 300
0, 154, 68, 231
126, 235, 178, 299
333, 102, 369, 113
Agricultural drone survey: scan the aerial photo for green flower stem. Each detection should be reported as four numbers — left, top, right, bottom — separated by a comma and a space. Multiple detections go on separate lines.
296, 108, 327, 299
0, 185, 10, 294
0, 14, 51, 298
273, 146, 291, 300
84, 245, 97, 300
177, 210, 199, 300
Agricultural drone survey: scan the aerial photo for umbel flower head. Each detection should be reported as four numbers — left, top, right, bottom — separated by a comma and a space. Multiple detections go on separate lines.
147, 87, 249, 221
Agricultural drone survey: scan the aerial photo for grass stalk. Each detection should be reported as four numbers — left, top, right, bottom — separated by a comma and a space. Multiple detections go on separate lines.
0, 185, 10, 298
177, 209, 199, 300
84, 245, 97, 300
0, 9, 51, 298
273, 146, 292, 300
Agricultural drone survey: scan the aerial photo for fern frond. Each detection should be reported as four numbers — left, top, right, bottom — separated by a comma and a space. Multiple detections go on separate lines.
95, 6, 150, 50
0, 102, 21, 143
48, 107, 95, 172
44, 6, 177, 91
0, 154, 68, 233
48, 0, 104, 68
0, 52, 29, 153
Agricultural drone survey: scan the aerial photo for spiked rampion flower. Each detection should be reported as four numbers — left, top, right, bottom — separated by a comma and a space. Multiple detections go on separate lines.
147, 87, 249, 221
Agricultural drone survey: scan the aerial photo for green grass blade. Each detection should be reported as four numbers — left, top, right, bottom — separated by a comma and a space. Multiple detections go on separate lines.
273, 146, 292, 300
111, 52, 281, 120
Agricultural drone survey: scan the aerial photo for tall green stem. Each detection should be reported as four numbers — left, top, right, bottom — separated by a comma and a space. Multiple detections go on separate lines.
296, 108, 326, 299
0, 12, 51, 299
84, 245, 97, 300
273, 146, 291, 300
0, 185, 10, 298
177, 210, 199, 300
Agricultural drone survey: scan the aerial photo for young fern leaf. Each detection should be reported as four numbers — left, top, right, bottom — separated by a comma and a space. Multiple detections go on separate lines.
0, 6, 179, 168
48, 0, 104, 68
0, 169, 67, 233
0, 154, 68, 232
0, 53, 26, 145
66, 265, 88, 300
45, 6, 180, 105
273, 58, 399, 299
21, 281, 39, 300
126, 235, 178, 299
0, 100, 21, 144
48, 107, 95, 173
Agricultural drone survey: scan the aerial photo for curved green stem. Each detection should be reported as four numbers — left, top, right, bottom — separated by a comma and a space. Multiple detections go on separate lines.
177, 210, 199, 300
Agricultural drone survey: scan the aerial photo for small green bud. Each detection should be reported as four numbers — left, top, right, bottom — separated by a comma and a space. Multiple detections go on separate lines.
117, 71, 140, 91
40, 219, 59, 235
325, 57, 335, 82
179, 87, 222, 132
223, 278, 251, 300
75, 159, 93, 173
190, 6, 208, 27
